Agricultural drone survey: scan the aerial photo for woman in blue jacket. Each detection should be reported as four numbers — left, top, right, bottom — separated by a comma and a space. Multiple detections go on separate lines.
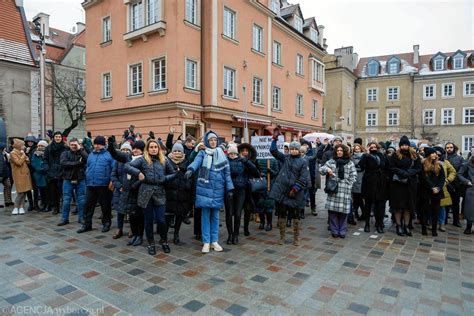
186, 131, 234, 253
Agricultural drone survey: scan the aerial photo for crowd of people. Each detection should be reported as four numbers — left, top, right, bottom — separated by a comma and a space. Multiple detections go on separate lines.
2, 125, 473, 256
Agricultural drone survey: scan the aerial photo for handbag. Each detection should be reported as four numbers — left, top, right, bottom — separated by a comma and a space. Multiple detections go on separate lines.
324, 177, 338, 194
249, 177, 267, 193
392, 174, 408, 184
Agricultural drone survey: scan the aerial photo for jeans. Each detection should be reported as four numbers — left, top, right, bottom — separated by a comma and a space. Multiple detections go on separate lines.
144, 200, 166, 243
328, 211, 348, 236
61, 180, 85, 222
224, 188, 245, 236
439, 206, 446, 225
201, 207, 220, 244
83, 186, 112, 227
117, 213, 124, 230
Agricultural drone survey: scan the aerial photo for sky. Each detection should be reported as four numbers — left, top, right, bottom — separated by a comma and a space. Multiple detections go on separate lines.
24, 0, 473, 58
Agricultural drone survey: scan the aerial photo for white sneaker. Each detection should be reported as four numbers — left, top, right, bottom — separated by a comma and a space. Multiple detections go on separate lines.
202, 243, 210, 253
211, 242, 223, 252
11, 208, 19, 215
18, 208, 25, 215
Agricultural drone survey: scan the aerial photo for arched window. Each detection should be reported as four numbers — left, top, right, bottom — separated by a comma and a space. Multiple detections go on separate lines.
387, 56, 400, 74
367, 59, 379, 76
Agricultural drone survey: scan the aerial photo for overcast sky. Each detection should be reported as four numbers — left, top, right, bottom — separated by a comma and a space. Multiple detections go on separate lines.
24, 0, 473, 57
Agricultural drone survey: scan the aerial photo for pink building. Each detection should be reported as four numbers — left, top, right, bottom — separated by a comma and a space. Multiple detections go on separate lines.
82, 0, 327, 141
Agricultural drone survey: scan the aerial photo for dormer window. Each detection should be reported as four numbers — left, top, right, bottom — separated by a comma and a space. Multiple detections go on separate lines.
367, 60, 379, 76
310, 27, 318, 43
454, 57, 463, 69
294, 16, 303, 33
434, 57, 444, 71
387, 57, 400, 74
270, 0, 280, 15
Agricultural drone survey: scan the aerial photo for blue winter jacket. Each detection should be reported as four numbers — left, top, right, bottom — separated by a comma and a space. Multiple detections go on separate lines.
85, 148, 115, 187
187, 132, 234, 209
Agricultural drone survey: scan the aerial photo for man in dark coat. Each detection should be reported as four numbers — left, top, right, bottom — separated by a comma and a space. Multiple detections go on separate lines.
319, 136, 343, 164
444, 142, 465, 227
44, 131, 67, 214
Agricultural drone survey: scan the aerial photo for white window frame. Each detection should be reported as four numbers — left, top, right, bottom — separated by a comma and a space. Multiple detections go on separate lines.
423, 109, 436, 126
441, 108, 455, 125
366, 110, 378, 127
252, 77, 263, 105
310, 28, 318, 43
252, 24, 263, 53
367, 88, 378, 102
272, 86, 281, 111
147, 0, 160, 24
463, 107, 474, 125
311, 99, 318, 119
128, 62, 143, 95
462, 135, 474, 154
296, 54, 304, 76
296, 94, 303, 116
223, 66, 236, 98
270, 0, 280, 15
311, 58, 325, 86
434, 57, 444, 71
423, 84, 436, 100
453, 57, 463, 69
102, 16, 111, 42
293, 15, 303, 33
223, 6, 236, 39
464, 81, 474, 97
151, 56, 166, 91
386, 109, 399, 126
387, 86, 399, 101
102, 72, 111, 98
185, 58, 198, 90
388, 61, 398, 74
185, 0, 198, 25
272, 41, 281, 65
130, 0, 144, 31
442, 83, 455, 98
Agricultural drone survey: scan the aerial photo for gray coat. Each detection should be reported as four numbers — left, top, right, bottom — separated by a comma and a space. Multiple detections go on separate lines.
351, 153, 364, 194
457, 161, 474, 222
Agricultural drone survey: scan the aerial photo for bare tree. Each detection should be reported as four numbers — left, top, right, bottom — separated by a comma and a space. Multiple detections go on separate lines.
45, 64, 86, 137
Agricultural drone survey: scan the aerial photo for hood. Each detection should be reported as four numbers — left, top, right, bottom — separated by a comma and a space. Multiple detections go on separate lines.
204, 130, 219, 148
25, 135, 38, 143
237, 143, 257, 161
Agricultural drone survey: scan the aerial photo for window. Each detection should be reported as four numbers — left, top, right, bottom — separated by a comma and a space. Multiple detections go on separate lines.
252, 77, 262, 104
223, 67, 235, 98
185, 59, 197, 89
76, 77, 85, 92
367, 60, 378, 76
462, 136, 474, 153
270, 0, 280, 15
152, 57, 166, 91
296, 54, 303, 75
464, 82, 474, 97
310, 28, 318, 43
272, 41, 281, 65
130, 1, 144, 31
442, 83, 454, 98
311, 59, 325, 86
147, 0, 160, 24
272, 86, 281, 111
102, 73, 111, 98
387, 87, 399, 101
347, 109, 351, 126
434, 57, 444, 71
102, 17, 111, 42
311, 99, 318, 119
442, 108, 454, 125
423, 109, 435, 125
129, 63, 142, 95
453, 57, 463, 69
463, 107, 474, 124
294, 16, 303, 33
387, 109, 399, 126
367, 88, 378, 102
424, 84, 436, 99
366, 110, 377, 127
388, 61, 398, 74
223, 7, 236, 39
322, 108, 326, 124
252, 24, 263, 52
185, 0, 198, 24
296, 94, 303, 115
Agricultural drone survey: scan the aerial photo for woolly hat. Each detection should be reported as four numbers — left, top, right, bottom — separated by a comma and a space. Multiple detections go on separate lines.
206, 132, 218, 141
93, 136, 106, 146
133, 140, 145, 151
120, 142, 132, 151
25, 135, 37, 143
289, 141, 301, 150
424, 147, 436, 157
333, 136, 343, 142
13, 138, 25, 149
37, 140, 48, 147
399, 135, 410, 147
53, 131, 62, 137
354, 137, 363, 145
172, 143, 184, 153
227, 144, 238, 155
284, 142, 290, 148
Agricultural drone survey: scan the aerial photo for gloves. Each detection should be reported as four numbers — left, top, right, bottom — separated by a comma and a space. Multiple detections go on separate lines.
272, 128, 281, 140
184, 170, 194, 179
288, 187, 298, 197
107, 136, 116, 145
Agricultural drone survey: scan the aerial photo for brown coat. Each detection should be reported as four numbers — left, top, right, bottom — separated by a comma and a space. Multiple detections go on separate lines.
10, 149, 32, 193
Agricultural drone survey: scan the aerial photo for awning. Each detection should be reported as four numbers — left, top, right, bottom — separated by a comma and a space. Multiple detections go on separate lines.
233, 115, 271, 126
279, 125, 312, 133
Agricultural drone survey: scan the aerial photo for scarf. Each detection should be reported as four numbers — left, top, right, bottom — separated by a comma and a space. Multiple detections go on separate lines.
198, 147, 228, 183
34, 149, 45, 157
168, 151, 185, 165
370, 152, 381, 166
335, 157, 349, 180
50, 141, 64, 153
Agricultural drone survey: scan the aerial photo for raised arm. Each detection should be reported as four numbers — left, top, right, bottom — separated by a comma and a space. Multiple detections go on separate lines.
270, 139, 285, 162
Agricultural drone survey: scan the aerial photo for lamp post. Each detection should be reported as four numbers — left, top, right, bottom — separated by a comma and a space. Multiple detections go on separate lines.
34, 21, 46, 139
242, 85, 249, 143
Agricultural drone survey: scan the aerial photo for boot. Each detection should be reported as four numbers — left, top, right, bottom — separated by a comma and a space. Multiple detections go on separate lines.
265, 213, 273, 231
232, 233, 239, 245
396, 225, 405, 236
127, 236, 137, 246
376, 226, 384, 234
226, 234, 233, 245
258, 214, 265, 230
147, 241, 156, 256
300, 209, 305, 219
173, 232, 180, 245
431, 222, 438, 237
364, 221, 370, 233
286, 217, 292, 228
293, 219, 300, 246
421, 225, 428, 236
311, 207, 318, 216
132, 236, 143, 246
403, 225, 412, 237
464, 223, 472, 235
278, 218, 286, 245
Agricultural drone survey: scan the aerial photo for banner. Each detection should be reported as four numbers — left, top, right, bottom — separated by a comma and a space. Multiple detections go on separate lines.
251, 135, 284, 160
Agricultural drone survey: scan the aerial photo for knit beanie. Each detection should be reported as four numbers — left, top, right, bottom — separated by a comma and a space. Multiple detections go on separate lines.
227, 144, 238, 155
172, 143, 184, 153
120, 142, 132, 152
93, 136, 106, 146
289, 141, 301, 150
37, 140, 48, 147
354, 137, 363, 145
399, 135, 410, 147
424, 147, 436, 156
133, 140, 145, 151
206, 132, 218, 142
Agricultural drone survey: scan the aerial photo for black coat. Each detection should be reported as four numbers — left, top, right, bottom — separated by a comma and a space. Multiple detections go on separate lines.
419, 164, 445, 201
165, 158, 194, 216
0, 153, 8, 178
228, 156, 259, 189
44, 141, 67, 180
60, 149, 88, 181
388, 152, 422, 211
359, 152, 389, 201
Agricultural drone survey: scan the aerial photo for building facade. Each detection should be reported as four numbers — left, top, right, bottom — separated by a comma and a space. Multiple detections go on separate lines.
82, 0, 326, 142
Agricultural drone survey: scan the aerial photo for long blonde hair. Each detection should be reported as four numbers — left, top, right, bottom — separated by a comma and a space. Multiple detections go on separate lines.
423, 155, 441, 175
144, 140, 166, 165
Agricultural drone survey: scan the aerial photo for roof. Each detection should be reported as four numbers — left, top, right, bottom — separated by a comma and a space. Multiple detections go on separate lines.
303, 17, 317, 31
0, 0, 36, 66
281, 4, 302, 19
354, 52, 414, 77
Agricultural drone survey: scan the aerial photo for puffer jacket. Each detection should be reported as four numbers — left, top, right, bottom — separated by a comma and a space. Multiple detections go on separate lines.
268, 139, 309, 209
125, 156, 176, 208
351, 153, 364, 194
30, 152, 48, 187
256, 158, 279, 209
85, 149, 115, 186
44, 141, 67, 180
228, 156, 259, 189
165, 158, 194, 215
60, 149, 88, 181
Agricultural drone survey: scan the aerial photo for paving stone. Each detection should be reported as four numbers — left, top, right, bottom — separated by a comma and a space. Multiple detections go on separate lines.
5, 259, 23, 266
225, 303, 248, 316
182, 300, 205, 312
4, 293, 31, 305
380, 287, 399, 297
55, 285, 77, 295
348, 302, 370, 314
250, 275, 268, 283
144, 285, 165, 295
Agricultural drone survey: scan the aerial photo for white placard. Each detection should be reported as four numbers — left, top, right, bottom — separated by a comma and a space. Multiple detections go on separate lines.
251, 135, 284, 160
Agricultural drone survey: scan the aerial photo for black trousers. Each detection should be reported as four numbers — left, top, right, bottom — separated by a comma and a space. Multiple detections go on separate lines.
47, 179, 62, 209
421, 198, 440, 232
129, 213, 144, 237
352, 193, 364, 217
276, 203, 299, 220
165, 214, 185, 236
446, 188, 461, 224
83, 186, 112, 227
224, 188, 246, 236
193, 208, 202, 236
364, 199, 386, 227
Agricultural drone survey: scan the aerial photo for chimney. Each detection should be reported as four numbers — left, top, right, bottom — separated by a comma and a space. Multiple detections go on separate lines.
318, 25, 324, 46
413, 44, 420, 64
33, 13, 50, 37
323, 38, 328, 50
15, 0, 24, 7
76, 22, 85, 34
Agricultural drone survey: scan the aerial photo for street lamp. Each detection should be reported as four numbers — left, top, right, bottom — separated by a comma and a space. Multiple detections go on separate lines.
34, 21, 46, 139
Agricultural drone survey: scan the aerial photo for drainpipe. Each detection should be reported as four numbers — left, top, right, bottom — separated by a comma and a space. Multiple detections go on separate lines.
353, 78, 358, 139
410, 73, 415, 138
199, 0, 206, 133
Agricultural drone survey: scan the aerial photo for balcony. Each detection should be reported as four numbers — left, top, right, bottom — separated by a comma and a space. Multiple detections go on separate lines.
311, 80, 326, 94
123, 21, 167, 46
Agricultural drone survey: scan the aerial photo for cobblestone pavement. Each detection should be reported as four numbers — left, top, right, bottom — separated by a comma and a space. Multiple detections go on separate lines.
0, 190, 473, 316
